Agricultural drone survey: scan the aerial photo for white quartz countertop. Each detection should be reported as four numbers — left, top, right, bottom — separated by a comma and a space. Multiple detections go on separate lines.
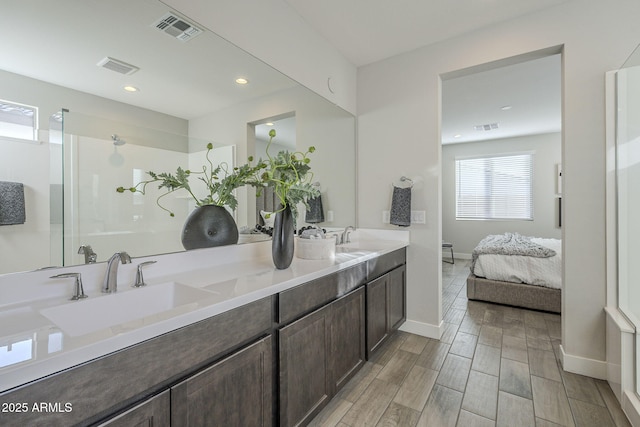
0, 229, 409, 393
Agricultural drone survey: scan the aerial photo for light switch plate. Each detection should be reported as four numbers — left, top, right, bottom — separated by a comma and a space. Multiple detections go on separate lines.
382, 210, 390, 223
411, 210, 426, 224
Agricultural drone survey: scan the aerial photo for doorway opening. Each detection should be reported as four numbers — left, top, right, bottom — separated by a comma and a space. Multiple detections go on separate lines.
439, 48, 563, 329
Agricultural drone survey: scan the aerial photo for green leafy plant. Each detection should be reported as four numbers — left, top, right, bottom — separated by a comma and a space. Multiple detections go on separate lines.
255, 129, 320, 219
116, 143, 264, 217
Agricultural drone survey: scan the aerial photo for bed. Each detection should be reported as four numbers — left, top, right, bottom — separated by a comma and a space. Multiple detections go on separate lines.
466, 233, 562, 313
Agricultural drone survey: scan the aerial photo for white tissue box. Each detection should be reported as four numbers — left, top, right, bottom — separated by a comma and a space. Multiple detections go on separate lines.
296, 237, 336, 260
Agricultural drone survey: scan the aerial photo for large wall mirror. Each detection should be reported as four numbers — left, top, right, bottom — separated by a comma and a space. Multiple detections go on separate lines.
0, 0, 356, 275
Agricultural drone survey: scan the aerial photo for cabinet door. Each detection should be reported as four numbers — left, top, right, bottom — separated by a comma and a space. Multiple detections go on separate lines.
97, 390, 170, 427
279, 306, 331, 427
329, 287, 366, 393
366, 274, 389, 357
388, 265, 406, 331
171, 336, 273, 427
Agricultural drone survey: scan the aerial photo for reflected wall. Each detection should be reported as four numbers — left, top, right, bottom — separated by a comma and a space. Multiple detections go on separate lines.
61, 111, 234, 265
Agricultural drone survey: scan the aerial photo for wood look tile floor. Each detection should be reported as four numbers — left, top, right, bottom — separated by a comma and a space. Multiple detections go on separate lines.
309, 260, 632, 427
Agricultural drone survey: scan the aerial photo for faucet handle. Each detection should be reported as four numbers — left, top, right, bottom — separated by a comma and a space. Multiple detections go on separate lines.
133, 261, 156, 288
78, 245, 97, 264
50, 272, 88, 301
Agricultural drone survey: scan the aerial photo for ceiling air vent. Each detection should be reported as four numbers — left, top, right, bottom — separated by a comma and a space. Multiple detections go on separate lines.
97, 57, 139, 75
474, 123, 499, 131
153, 12, 203, 42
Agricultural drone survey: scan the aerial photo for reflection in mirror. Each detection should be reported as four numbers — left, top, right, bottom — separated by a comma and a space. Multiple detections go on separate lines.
61, 110, 236, 266
0, 0, 355, 275
254, 116, 297, 225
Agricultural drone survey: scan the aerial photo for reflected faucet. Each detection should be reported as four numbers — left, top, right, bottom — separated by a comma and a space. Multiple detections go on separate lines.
341, 226, 356, 244
102, 252, 131, 293
78, 245, 97, 264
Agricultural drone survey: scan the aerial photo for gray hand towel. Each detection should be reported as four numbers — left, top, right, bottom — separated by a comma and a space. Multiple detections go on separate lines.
305, 195, 325, 224
0, 181, 26, 225
390, 185, 411, 227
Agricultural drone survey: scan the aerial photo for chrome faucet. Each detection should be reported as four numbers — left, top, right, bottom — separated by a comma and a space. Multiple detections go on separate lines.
78, 245, 97, 264
102, 252, 131, 293
340, 226, 356, 244
50, 272, 88, 301
133, 261, 157, 288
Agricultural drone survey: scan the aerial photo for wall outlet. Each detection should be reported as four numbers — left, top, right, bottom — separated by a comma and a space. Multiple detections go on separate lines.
382, 210, 390, 223
411, 210, 426, 224
326, 210, 334, 222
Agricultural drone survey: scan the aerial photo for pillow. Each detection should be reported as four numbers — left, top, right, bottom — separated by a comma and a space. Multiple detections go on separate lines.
260, 210, 275, 228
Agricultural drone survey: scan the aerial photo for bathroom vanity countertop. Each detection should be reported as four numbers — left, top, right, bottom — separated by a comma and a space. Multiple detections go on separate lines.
0, 230, 409, 393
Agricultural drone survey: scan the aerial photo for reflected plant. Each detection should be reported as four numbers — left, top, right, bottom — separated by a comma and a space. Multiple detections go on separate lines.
116, 143, 265, 217
253, 129, 320, 219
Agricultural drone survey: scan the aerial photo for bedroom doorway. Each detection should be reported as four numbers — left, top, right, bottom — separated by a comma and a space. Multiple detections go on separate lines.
439, 49, 563, 317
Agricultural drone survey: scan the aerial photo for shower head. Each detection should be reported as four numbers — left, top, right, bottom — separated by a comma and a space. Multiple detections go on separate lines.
111, 134, 126, 146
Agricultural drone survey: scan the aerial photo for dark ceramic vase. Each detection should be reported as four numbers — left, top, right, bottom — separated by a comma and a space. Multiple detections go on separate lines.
181, 205, 239, 250
272, 205, 294, 269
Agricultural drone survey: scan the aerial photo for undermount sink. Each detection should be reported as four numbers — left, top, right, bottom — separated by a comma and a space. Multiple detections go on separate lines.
40, 282, 214, 337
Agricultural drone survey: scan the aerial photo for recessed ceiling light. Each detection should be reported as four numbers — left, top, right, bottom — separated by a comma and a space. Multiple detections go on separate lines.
235, 77, 249, 85
454, 134, 462, 138
500, 105, 512, 110
123, 85, 139, 92
265, 122, 274, 126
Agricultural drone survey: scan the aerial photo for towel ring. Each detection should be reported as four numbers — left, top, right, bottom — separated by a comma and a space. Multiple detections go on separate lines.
399, 176, 414, 188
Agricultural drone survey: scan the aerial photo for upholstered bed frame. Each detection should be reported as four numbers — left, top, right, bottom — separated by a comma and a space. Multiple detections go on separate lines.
466, 273, 561, 314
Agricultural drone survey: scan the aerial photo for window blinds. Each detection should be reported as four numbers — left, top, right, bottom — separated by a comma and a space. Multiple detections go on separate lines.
455, 153, 533, 220
0, 100, 38, 141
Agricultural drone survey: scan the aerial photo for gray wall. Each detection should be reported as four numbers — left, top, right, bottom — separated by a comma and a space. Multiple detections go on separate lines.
442, 133, 561, 255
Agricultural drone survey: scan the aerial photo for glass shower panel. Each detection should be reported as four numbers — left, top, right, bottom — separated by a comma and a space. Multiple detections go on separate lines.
616, 43, 640, 396
61, 111, 234, 265
49, 111, 64, 268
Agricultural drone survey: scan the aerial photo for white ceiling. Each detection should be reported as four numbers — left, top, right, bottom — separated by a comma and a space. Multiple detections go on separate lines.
284, 0, 565, 144
1, 0, 296, 120
255, 116, 297, 150
284, 0, 569, 67
2, 0, 564, 142
442, 54, 562, 144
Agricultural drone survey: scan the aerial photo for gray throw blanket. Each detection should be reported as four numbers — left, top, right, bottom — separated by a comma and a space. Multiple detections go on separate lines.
471, 232, 556, 271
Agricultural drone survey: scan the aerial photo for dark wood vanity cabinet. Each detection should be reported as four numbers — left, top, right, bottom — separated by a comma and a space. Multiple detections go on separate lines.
366, 250, 407, 358
98, 335, 273, 427
97, 390, 170, 427
366, 273, 390, 356
388, 264, 407, 331
279, 304, 331, 427
1, 248, 406, 427
171, 336, 272, 427
279, 287, 365, 427
329, 287, 366, 392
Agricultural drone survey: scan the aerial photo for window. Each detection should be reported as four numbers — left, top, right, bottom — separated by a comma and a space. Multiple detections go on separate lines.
455, 153, 533, 220
0, 99, 38, 141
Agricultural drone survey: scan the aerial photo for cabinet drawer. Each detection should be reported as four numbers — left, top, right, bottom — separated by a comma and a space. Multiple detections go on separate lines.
279, 263, 366, 324
366, 248, 406, 281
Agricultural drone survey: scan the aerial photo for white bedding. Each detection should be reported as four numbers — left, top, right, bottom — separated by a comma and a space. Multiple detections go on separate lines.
473, 237, 562, 289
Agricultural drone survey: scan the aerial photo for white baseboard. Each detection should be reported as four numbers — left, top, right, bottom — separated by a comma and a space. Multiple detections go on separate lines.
560, 345, 608, 379
400, 319, 442, 339
622, 390, 640, 427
